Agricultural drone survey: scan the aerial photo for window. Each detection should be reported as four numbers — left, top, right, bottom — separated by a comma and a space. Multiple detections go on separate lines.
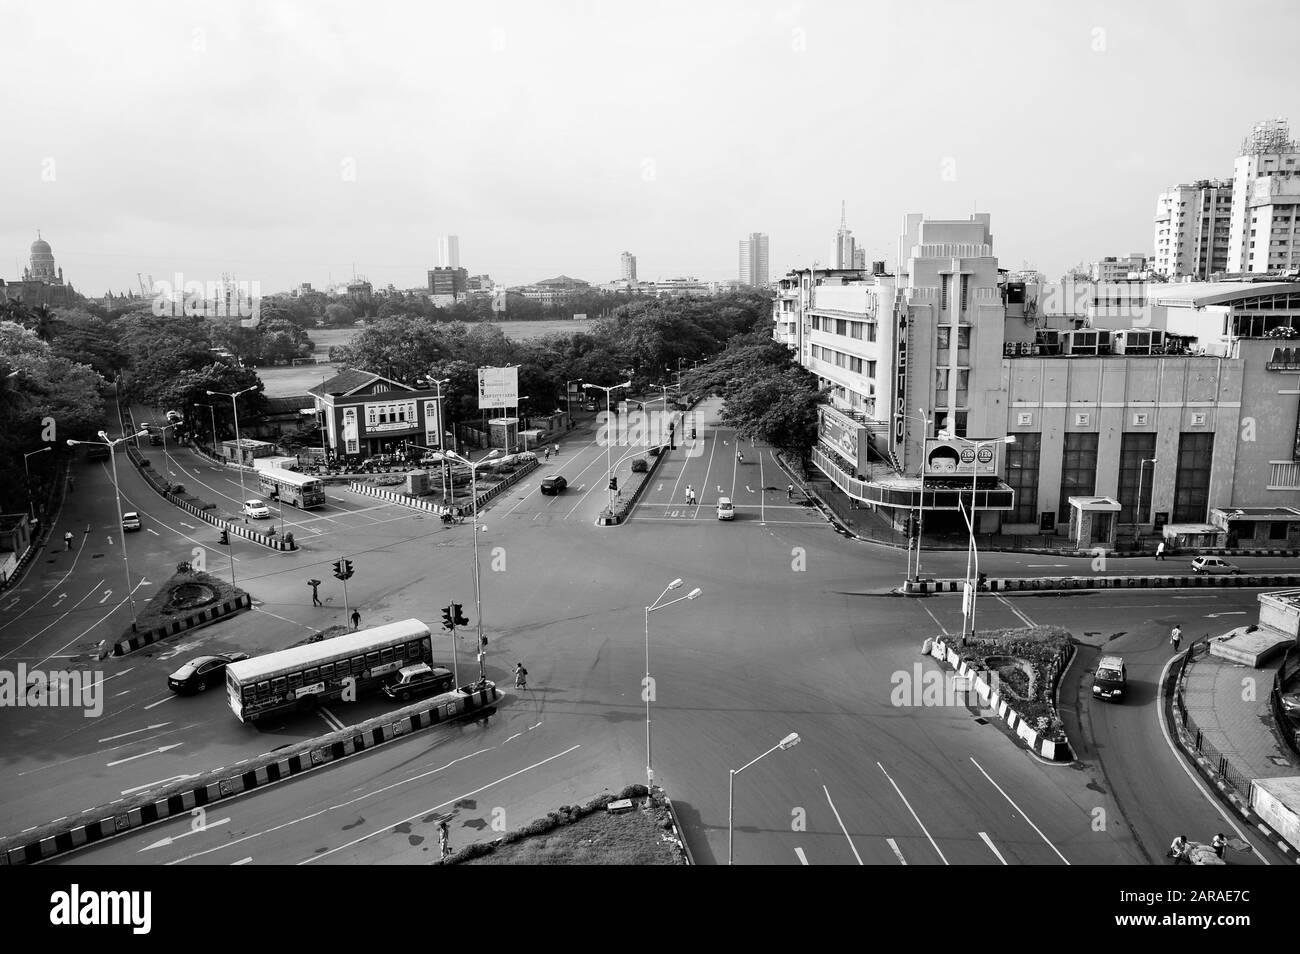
957, 327, 970, 350
935, 369, 949, 392
960, 275, 970, 313
867, 323, 877, 342
1058, 433, 1099, 523
850, 322, 863, 340
1270, 521, 1289, 541
836, 319, 848, 336
941, 274, 950, 310
867, 360, 876, 379
849, 357, 863, 374
1116, 433, 1156, 523
953, 411, 968, 438
937, 327, 951, 350
1006, 433, 1041, 523
1173, 432, 1214, 522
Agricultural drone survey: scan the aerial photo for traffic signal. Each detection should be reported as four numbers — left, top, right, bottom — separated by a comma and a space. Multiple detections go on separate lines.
332, 560, 344, 580
453, 603, 470, 627
343, 559, 353, 579
609, 476, 618, 491
441, 605, 454, 631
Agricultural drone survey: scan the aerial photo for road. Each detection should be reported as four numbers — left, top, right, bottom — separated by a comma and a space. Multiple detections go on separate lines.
5, 399, 1293, 864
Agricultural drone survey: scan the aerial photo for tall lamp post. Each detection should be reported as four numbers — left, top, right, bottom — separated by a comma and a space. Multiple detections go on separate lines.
67, 429, 149, 629
912, 407, 931, 584
728, 732, 801, 865
583, 380, 631, 515
442, 447, 501, 682
195, 402, 218, 455
207, 385, 258, 511
644, 579, 702, 790
517, 396, 530, 452
22, 447, 51, 520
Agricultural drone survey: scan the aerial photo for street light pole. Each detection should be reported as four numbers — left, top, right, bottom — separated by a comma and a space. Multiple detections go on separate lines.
728, 732, 801, 865
565, 378, 583, 418
913, 407, 930, 583
444, 448, 500, 682
583, 380, 631, 515
207, 385, 257, 512
644, 580, 701, 790
22, 447, 51, 520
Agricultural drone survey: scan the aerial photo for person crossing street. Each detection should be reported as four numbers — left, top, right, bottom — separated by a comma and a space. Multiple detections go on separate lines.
1170, 625, 1182, 652
308, 579, 322, 606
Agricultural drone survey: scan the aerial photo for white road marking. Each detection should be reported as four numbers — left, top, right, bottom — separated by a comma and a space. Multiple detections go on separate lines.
146, 528, 159, 536
886, 837, 907, 864
979, 831, 1008, 864
231, 857, 252, 865
120, 774, 199, 796
995, 594, 1036, 628
106, 743, 183, 767
1205, 612, 1246, 618
822, 785, 863, 864
1027, 564, 1069, 568
98, 723, 171, 743
968, 757, 1070, 865
317, 706, 346, 732
143, 695, 177, 710
920, 603, 949, 635
99, 589, 112, 604
107, 535, 113, 546
794, 847, 809, 865
878, 762, 948, 864
140, 817, 232, 852
179, 522, 195, 529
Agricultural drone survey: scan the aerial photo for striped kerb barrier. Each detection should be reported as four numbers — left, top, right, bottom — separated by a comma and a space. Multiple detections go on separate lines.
1, 682, 501, 865
109, 594, 252, 657
905, 573, 1300, 595
349, 459, 539, 515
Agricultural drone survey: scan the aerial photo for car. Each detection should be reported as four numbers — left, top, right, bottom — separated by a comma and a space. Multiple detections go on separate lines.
716, 497, 735, 520
121, 512, 142, 532
167, 652, 249, 693
540, 475, 568, 495
1191, 556, 1241, 575
242, 499, 270, 519
382, 663, 455, 702
1091, 654, 1127, 702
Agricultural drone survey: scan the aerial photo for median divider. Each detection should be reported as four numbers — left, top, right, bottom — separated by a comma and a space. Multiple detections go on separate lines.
107, 594, 252, 658
0, 681, 502, 865
903, 572, 1300, 595
348, 457, 539, 516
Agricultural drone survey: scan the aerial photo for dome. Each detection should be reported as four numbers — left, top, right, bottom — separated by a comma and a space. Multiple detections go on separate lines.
31, 238, 52, 255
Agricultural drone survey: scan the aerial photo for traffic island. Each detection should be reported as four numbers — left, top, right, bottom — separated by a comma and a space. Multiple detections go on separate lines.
925, 625, 1074, 762
107, 569, 250, 657
441, 784, 690, 865
0, 681, 501, 864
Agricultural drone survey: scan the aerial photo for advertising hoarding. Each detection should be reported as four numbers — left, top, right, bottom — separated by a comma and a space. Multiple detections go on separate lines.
477, 367, 519, 410
924, 438, 999, 477
818, 407, 867, 472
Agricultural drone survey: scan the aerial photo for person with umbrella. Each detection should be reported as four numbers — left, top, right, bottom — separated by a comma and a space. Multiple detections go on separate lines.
308, 579, 322, 607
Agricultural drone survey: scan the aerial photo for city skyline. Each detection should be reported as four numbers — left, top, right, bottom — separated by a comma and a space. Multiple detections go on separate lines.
3, 1, 1298, 296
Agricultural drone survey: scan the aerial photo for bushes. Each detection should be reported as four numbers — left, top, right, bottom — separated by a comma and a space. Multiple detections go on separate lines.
631, 458, 648, 473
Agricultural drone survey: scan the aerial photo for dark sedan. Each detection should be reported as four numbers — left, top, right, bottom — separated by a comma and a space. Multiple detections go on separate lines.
540, 475, 568, 495
167, 652, 249, 693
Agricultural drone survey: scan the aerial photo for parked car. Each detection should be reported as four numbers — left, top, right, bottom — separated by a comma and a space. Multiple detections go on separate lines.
242, 499, 270, 519
121, 511, 142, 532
716, 497, 735, 520
382, 663, 455, 702
1091, 655, 1127, 702
540, 475, 568, 495
168, 652, 249, 693
1191, 556, 1241, 575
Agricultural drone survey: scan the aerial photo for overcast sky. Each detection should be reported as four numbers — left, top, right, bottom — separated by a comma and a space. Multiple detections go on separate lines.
2, 0, 1296, 296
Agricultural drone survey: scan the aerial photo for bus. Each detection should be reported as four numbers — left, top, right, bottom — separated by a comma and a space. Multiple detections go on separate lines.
257, 467, 325, 509
225, 619, 434, 723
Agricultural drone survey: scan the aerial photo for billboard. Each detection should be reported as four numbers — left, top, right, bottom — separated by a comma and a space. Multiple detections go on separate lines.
477, 366, 519, 410
924, 438, 999, 477
818, 407, 867, 471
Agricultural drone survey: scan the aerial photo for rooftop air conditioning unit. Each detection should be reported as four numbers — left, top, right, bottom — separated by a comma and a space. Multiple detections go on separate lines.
1004, 342, 1017, 357
1062, 330, 1113, 356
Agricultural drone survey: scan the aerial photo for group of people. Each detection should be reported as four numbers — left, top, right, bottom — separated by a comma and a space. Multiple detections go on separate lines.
683, 485, 697, 505
1168, 833, 1228, 864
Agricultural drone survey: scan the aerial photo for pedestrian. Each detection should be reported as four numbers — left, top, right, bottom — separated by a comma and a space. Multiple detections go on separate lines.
514, 662, 528, 689
1212, 833, 1227, 860
438, 819, 450, 860
1170, 625, 1182, 652
787, 483, 794, 501
1168, 834, 1191, 865
64, 530, 73, 550
544, 447, 550, 461
308, 579, 322, 607
736, 449, 743, 463
553, 444, 560, 457
351, 608, 361, 630
1156, 540, 1166, 561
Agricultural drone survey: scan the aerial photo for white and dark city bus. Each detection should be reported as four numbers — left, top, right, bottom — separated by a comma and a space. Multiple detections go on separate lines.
225, 619, 434, 723
257, 467, 326, 509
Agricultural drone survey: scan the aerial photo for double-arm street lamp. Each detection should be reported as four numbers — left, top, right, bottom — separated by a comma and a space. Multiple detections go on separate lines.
67, 429, 149, 628
644, 579, 702, 790
22, 447, 51, 520
441, 447, 501, 682
206, 385, 258, 509
728, 732, 801, 865
583, 380, 632, 515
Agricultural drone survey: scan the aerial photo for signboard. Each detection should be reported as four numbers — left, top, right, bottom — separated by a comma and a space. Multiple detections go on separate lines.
924, 438, 1000, 477
818, 407, 867, 471
477, 367, 519, 410
424, 399, 442, 449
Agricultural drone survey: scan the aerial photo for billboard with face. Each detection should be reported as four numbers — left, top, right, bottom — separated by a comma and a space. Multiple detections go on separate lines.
924, 438, 999, 477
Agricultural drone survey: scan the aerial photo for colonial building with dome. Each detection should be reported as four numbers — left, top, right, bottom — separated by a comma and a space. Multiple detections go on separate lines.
0, 233, 77, 308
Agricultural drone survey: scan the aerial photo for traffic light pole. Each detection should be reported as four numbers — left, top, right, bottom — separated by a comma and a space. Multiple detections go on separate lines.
449, 604, 460, 686
341, 577, 351, 628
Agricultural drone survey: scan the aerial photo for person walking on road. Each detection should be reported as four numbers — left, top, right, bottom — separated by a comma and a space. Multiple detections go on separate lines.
787, 483, 794, 501
438, 820, 451, 860
553, 444, 560, 457
1170, 625, 1182, 652
308, 579, 322, 606
543, 447, 550, 461
1156, 540, 1166, 561
351, 608, 361, 631
514, 662, 528, 689
64, 530, 73, 550
1212, 833, 1227, 860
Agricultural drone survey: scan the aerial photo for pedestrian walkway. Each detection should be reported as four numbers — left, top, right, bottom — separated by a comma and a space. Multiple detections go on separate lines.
1181, 650, 1298, 783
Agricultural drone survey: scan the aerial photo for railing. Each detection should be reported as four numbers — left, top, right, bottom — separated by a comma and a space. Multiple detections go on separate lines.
1172, 640, 1256, 798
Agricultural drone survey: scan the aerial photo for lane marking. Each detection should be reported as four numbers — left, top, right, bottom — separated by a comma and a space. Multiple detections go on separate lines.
317, 706, 346, 732
106, 742, 183, 767
121, 774, 199, 796
821, 785, 863, 865
968, 757, 1070, 865
98, 722, 171, 743
231, 857, 252, 865
143, 695, 176, 711
994, 594, 1036, 628
794, 846, 809, 865
920, 603, 950, 636
140, 817, 231, 852
979, 831, 1008, 864
877, 762, 948, 864
886, 837, 907, 865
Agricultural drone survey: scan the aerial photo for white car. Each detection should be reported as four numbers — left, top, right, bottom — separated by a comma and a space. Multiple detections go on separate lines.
242, 499, 270, 519
1191, 556, 1240, 575
121, 511, 142, 532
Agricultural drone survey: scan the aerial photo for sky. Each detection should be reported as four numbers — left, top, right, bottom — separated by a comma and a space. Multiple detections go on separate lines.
2, 0, 1297, 296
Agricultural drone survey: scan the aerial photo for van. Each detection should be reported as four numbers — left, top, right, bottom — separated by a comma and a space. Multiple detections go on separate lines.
1092, 655, 1127, 702
716, 497, 735, 520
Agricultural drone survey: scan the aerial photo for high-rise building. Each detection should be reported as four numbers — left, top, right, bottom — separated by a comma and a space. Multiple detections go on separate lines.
1091, 253, 1150, 283
1154, 180, 1233, 280
437, 235, 461, 269
621, 251, 637, 281
739, 232, 769, 287
427, 266, 468, 305
852, 248, 867, 270
1227, 119, 1300, 274
833, 202, 857, 269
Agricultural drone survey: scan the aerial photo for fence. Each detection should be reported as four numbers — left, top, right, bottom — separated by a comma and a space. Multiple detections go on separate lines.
1172, 640, 1257, 798
1269, 643, 1300, 760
